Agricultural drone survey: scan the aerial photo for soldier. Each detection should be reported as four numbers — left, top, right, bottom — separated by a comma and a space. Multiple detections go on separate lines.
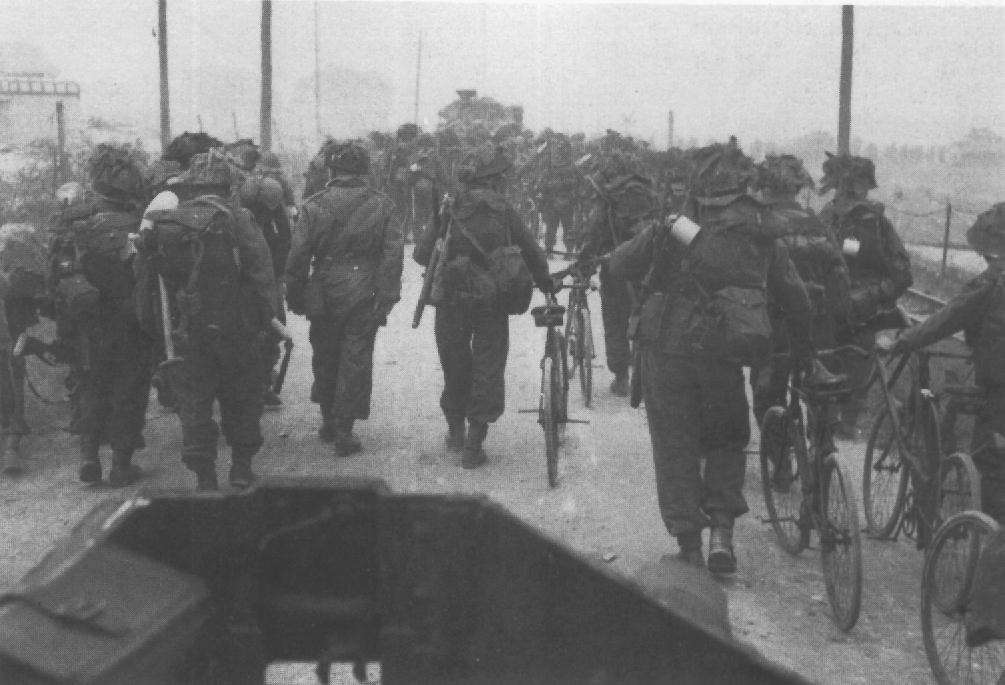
750, 154, 851, 431
609, 141, 813, 572
239, 176, 291, 407
138, 152, 280, 490
879, 202, 1005, 523
414, 144, 553, 468
50, 146, 154, 486
818, 153, 912, 440
285, 142, 403, 457
577, 156, 659, 396
535, 134, 582, 255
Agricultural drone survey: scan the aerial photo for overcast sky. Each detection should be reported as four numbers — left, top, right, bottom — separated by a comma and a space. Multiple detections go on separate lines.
2, 1, 1003, 148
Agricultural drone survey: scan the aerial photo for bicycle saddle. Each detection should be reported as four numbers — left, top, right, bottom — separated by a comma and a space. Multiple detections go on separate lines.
803, 358, 848, 389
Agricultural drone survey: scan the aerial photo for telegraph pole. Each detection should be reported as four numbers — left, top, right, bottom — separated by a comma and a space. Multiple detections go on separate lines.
413, 32, 422, 125
314, 0, 321, 139
158, 0, 171, 152
837, 5, 853, 155
260, 0, 273, 151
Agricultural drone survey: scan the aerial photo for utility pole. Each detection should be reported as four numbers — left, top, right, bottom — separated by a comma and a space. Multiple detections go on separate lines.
837, 5, 853, 155
413, 32, 422, 125
55, 101, 66, 188
314, 0, 321, 139
260, 0, 273, 151
667, 110, 674, 150
158, 0, 171, 152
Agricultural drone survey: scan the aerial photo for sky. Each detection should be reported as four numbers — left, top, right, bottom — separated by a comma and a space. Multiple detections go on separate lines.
1, 1, 1003, 149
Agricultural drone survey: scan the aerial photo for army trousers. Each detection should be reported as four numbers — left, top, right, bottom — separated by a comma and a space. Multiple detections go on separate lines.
974, 385, 1005, 523
541, 205, 576, 254
174, 334, 264, 470
308, 304, 379, 421
434, 301, 509, 425
599, 264, 633, 376
75, 317, 154, 454
642, 349, 751, 538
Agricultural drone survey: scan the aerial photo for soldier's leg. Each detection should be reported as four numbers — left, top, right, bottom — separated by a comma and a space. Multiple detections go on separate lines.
461, 306, 508, 468
642, 349, 709, 559
698, 360, 751, 573
435, 303, 474, 431
174, 345, 223, 490
308, 316, 341, 440
74, 334, 115, 483
599, 265, 632, 393
973, 386, 1005, 523
218, 340, 265, 487
331, 305, 380, 456
107, 327, 153, 487
541, 209, 559, 253
559, 206, 576, 255
837, 327, 876, 439
0, 350, 22, 474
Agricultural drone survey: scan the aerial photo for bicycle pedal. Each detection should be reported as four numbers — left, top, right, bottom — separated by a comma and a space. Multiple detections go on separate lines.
517, 409, 539, 414
565, 418, 590, 424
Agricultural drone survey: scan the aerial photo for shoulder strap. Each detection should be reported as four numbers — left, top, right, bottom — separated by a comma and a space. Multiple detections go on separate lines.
447, 207, 491, 259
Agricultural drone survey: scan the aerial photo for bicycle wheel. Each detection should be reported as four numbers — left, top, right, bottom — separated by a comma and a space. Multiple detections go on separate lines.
820, 454, 863, 632
759, 406, 807, 555
564, 305, 577, 382
540, 356, 559, 488
940, 452, 983, 526
863, 406, 911, 539
578, 308, 594, 408
922, 511, 1004, 685
553, 331, 569, 428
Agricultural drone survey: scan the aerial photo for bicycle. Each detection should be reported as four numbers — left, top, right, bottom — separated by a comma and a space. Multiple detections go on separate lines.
921, 510, 1005, 685
530, 292, 570, 488
760, 346, 865, 631
553, 264, 597, 408
862, 344, 982, 549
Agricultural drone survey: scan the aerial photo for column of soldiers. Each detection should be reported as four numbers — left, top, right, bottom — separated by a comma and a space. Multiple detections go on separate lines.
12, 122, 1005, 581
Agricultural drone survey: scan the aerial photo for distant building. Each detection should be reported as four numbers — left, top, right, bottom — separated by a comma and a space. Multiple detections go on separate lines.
0, 42, 81, 148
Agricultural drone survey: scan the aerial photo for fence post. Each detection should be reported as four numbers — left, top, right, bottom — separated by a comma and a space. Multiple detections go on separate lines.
941, 200, 952, 280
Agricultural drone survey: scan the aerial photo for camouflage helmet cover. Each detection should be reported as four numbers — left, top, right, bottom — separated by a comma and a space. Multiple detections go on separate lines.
819, 152, 877, 194
754, 154, 815, 195
239, 176, 284, 211
688, 137, 756, 203
326, 142, 370, 175
89, 144, 148, 200
180, 151, 238, 190
966, 202, 1005, 256
457, 143, 512, 183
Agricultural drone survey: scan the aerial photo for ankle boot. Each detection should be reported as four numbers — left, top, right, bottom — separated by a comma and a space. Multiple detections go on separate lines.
78, 435, 102, 484
707, 527, 737, 574
334, 418, 362, 457
462, 421, 488, 469
108, 449, 140, 487
229, 448, 256, 489
318, 405, 336, 443
610, 371, 629, 397
1, 435, 24, 475
445, 416, 466, 453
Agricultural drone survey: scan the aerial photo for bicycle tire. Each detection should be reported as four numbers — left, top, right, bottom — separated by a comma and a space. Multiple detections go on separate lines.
820, 454, 863, 632
922, 511, 1004, 685
578, 308, 594, 408
540, 356, 559, 488
863, 406, 911, 539
939, 452, 983, 531
553, 330, 569, 429
759, 406, 807, 555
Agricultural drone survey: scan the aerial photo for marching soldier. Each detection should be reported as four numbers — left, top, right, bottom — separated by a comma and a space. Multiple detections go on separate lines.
880, 203, 1005, 523
414, 144, 552, 468
285, 142, 403, 457
609, 140, 813, 572
577, 157, 659, 396
818, 153, 912, 440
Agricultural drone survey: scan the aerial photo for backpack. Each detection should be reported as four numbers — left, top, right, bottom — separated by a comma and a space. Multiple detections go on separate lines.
681, 205, 774, 366
448, 208, 533, 315
68, 212, 139, 299
0, 224, 48, 299
145, 196, 240, 290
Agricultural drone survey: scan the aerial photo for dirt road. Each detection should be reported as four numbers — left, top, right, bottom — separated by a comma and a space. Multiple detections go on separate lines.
0, 257, 939, 683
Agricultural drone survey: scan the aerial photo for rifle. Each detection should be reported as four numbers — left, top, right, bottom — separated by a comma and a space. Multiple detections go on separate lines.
272, 338, 294, 395
411, 184, 448, 329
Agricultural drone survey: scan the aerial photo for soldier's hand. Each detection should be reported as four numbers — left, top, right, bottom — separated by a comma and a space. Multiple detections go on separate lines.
270, 317, 293, 342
